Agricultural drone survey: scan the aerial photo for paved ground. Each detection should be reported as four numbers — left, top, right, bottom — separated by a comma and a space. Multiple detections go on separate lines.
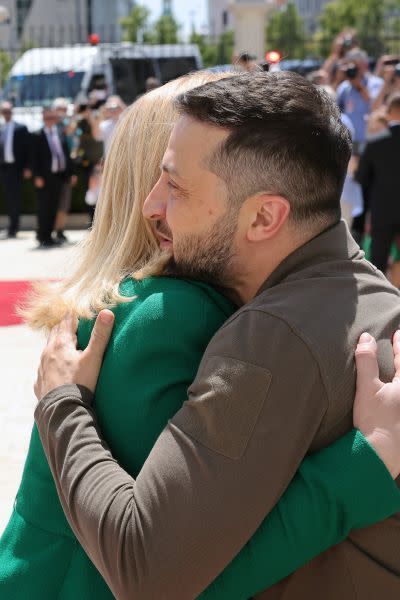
0, 230, 87, 535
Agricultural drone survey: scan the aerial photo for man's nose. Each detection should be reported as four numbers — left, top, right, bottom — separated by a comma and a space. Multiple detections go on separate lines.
143, 178, 167, 221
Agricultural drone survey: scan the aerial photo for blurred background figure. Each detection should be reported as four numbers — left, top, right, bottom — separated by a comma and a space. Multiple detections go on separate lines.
94, 95, 126, 156
145, 77, 161, 93
323, 29, 359, 89
0, 101, 31, 239
84, 163, 102, 226
356, 92, 400, 276
52, 98, 75, 244
337, 48, 384, 243
372, 55, 400, 112
235, 52, 259, 72
32, 108, 75, 248
71, 101, 104, 226
337, 49, 383, 152
307, 69, 330, 87
340, 113, 363, 229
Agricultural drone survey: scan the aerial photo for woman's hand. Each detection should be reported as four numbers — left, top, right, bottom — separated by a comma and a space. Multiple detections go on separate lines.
354, 331, 400, 479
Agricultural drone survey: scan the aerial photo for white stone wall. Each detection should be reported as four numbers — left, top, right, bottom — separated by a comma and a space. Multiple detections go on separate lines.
208, 0, 234, 39
229, 1, 272, 60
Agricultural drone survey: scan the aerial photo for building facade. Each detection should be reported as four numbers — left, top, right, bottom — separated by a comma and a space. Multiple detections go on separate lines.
207, 0, 233, 39
289, 0, 330, 33
0, 0, 135, 50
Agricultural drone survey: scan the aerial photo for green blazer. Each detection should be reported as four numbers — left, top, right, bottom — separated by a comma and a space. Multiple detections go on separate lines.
0, 277, 398, 599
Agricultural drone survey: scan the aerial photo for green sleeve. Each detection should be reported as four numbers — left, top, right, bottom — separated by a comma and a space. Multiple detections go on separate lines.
199, 429, 400, 599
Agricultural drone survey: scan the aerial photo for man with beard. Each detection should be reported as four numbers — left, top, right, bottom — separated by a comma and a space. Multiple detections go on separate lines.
34, 72, 400, 599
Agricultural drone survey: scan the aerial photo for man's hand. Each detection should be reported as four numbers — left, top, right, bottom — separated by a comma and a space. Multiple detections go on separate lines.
354, 331, 400, 479
23, 168, 32, 179
34, 310, 115, 401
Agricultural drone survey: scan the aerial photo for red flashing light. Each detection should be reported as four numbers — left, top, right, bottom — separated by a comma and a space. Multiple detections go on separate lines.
68, 70, 75, 78
89, 33, 100, 46
265, 51, 282, 64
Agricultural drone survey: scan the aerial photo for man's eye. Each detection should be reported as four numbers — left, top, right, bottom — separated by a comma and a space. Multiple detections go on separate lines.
167, 180, 177, 190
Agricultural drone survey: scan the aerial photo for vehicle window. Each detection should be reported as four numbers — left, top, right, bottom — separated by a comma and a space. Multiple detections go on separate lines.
110, 58, 156, 104
2, 71, 85, 106
157, 57, 198, 83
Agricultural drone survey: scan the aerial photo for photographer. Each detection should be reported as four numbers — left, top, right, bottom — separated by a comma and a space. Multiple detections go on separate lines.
372, 56, 400, 111
323, 29, 358, 88
337, 49, 383, 151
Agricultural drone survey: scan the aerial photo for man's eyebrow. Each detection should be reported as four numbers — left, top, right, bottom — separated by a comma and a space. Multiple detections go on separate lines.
161, 162, 180, 177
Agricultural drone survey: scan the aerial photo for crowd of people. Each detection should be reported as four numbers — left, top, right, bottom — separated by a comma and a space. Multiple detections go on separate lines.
307, 30, 400, 283
0, 78, 160, 248
1, 36, 400, 278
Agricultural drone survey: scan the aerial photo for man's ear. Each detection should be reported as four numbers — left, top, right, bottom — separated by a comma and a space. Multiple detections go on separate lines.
246, 194, 290, 242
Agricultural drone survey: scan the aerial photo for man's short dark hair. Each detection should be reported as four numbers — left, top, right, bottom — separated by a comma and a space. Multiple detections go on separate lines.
176, 71, 352, 229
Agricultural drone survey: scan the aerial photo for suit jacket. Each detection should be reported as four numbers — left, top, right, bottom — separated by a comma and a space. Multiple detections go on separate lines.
0, 121, 31, 170
31, 128, 72, 181
356, 124, 400, 225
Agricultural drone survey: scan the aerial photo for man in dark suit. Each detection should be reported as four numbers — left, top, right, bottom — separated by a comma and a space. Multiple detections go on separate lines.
357, 92, 400, 274
32, 107, 76, 247
0, 101, 31, 238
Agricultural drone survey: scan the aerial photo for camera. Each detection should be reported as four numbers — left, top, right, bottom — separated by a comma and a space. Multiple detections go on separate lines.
342, 36, 354, 50
77, 102, 89, 113
344, 63, 358, 80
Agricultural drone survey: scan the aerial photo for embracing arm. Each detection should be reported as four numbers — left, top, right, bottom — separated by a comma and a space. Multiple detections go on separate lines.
34, 313, 400, 600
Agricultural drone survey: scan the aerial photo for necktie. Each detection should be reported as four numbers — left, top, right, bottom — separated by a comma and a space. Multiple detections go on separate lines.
47, 128, 66, 172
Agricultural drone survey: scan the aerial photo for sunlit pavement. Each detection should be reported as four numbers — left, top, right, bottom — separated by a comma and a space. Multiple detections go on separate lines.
0, 230, 87, 534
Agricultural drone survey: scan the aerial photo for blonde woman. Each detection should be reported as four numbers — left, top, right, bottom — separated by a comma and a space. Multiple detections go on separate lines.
0, 72, 398, 599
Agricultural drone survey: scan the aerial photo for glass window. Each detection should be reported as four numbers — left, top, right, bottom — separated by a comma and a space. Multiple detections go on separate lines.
157, 57, 198, 84
110, 58, 156, 103
2, 71, 85, 106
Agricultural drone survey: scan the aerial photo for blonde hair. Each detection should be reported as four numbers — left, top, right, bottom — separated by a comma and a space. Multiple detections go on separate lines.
23, 71, 233, 330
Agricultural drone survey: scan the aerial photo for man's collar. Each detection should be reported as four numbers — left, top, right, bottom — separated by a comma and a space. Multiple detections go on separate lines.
257, 220, 361, 295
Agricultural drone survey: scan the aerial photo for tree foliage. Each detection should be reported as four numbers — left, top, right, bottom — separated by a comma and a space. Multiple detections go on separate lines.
190, 28, 234, 67
319, 0, 394, 56
121, 4, 180, 44
266, 2, 305, 59
150, 15, 179, 44
120, 5, 151, 43
0, 51, 12, 88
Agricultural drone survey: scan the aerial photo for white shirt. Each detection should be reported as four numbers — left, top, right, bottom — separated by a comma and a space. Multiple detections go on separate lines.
98, 119, 117, 155
4, 120, 15, 163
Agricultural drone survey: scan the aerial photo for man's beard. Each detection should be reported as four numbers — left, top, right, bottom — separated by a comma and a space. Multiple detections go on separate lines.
163, 209, 239, 291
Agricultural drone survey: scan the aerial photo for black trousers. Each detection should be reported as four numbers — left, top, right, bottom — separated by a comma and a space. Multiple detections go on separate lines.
370, 222, 400, 273
0, 163, 22, 234
36, 173, 64, 243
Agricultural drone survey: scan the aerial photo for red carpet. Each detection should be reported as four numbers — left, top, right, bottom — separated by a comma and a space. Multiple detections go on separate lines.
0, 281, 33, 327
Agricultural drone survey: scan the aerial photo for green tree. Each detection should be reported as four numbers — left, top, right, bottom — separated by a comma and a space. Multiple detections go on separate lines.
0, 51, 12, 89
190, 29, 218, 67
120, 5, 151, 42
150, 14, 180, 44
266, 2, 305, 59
217, 30, 234, 64
319, 0, 387, 56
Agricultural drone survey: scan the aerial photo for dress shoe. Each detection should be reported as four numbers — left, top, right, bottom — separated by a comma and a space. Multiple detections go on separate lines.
55, 230, 69, 244
38, 239, 58, 249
